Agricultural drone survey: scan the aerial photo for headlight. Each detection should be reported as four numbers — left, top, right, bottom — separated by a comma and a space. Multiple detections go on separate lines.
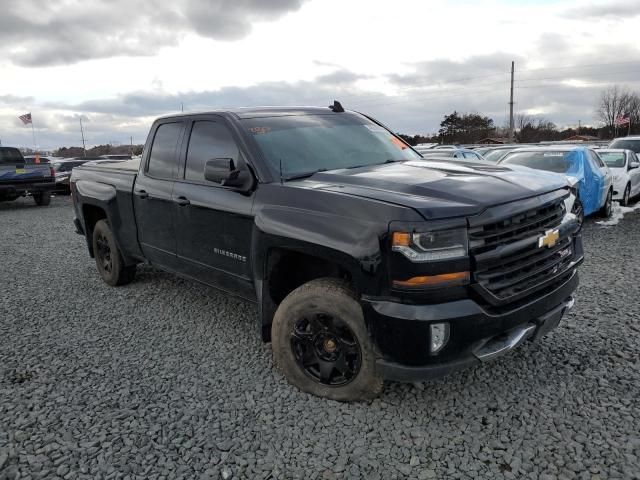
392, 228, 468, 262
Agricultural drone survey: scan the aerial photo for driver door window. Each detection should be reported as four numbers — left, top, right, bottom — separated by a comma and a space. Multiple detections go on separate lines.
185, 121, 240, 182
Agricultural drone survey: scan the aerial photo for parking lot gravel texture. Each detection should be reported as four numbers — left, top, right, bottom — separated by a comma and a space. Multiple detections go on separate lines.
1, 196, 639, 480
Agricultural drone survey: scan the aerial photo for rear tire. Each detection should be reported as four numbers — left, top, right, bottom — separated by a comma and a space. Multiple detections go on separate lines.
599, 189, 613, 218
271, 278, 383, 401
33, 191, 51, 206
92, 219, 136, 286
622, 183, 631, 206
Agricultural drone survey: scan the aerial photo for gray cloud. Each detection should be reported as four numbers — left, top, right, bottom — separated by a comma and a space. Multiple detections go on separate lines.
564, 0, 640, 19
4, 46, 640, 151
1, 0, 308, 66
388, 53, 524, 88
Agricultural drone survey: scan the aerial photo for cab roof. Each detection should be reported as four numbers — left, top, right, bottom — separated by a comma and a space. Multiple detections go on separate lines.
156, 106, 349, 121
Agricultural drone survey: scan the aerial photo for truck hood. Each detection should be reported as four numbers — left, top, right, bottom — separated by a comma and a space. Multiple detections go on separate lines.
296, 160, 567, 220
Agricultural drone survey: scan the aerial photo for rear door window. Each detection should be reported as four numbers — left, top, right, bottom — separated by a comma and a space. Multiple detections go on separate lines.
184, 120, 240, 183
147, 122, 183, 179
588, 150, 605, 169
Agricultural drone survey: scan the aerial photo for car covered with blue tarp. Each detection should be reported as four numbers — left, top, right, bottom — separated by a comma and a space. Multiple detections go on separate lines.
498, 146, 613, 219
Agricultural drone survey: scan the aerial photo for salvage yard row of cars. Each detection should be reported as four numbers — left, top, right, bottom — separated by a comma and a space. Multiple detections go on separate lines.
2, 106, 638, 400
0, 152, 134, 204
417, 138, 640, 224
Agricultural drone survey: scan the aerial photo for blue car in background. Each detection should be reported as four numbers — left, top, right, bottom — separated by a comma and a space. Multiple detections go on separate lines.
498, 146, 613, 221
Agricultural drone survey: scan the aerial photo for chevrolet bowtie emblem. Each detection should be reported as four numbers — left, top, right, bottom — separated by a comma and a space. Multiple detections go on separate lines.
538, 229, 560, 248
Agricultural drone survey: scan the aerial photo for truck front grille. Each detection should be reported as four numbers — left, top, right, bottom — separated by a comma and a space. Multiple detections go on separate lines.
469, 199, 572, 302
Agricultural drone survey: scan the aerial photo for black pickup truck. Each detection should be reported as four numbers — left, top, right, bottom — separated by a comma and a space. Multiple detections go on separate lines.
71, 106, 583, 401
1, 147, 55, 205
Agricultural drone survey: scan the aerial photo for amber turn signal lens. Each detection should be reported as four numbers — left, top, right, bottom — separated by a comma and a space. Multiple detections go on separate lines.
392, 232, 411, 247
393, 271, 470, 289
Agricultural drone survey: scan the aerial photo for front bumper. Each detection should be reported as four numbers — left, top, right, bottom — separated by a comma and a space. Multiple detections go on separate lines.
362, 267, 579, 382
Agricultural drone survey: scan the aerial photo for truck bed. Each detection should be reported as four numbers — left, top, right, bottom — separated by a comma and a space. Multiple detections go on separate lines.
78, 158, 140, 173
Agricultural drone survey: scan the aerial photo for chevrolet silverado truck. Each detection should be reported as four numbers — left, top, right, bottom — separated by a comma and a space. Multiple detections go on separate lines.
70, 105, 583, 401
1, 147, 55, 205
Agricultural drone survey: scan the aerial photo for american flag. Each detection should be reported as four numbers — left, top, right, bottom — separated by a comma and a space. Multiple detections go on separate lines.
19, 112, 32, 125
614, 113, 630, 126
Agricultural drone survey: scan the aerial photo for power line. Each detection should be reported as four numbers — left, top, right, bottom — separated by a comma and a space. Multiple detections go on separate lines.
517, 67, 640, 84
517, 59, 640, 74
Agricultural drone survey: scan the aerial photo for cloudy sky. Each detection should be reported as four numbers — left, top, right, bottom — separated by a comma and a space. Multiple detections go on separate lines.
2, 0, 640, 149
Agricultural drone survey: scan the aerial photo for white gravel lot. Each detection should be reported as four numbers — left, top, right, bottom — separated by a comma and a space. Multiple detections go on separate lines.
1, 195, 639, 480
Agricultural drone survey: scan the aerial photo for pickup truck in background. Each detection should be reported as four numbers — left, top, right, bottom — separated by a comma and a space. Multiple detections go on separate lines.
0, 147, 55, 206
71, 105, 583, 401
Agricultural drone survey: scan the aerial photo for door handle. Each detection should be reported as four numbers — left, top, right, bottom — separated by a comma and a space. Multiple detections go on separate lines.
175, 196, 190, 206
136, 190, 149, 199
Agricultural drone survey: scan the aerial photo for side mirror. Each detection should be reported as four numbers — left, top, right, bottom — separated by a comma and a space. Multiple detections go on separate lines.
630, 161, 639, 169
204, 158, 252, 190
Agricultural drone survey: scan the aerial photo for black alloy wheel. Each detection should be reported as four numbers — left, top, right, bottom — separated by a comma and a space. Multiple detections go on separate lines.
95, 232, 113, 274
290, 313, 362, 386
91, 219, 136, 286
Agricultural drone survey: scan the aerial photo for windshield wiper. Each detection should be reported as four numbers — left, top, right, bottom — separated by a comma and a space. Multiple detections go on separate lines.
344, 159, 404, 170
283, 168, 327, 181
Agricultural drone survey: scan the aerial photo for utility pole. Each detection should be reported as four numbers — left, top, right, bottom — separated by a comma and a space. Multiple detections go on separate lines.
79, 117, 87, 158
508, 61, 515, 143
578, 120, 581, 135
130, 136, 134, 156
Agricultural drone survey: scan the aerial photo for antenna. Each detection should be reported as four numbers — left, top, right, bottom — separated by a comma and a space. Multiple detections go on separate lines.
329, 100, 344, 113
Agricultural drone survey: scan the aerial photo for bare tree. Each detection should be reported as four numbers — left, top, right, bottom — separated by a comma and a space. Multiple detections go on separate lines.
627, 93, 640, 131
516, 113, 533, 132
597, 86, 633, 137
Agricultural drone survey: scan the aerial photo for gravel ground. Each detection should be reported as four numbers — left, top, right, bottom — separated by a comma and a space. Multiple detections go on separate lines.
1, 195, 639, 480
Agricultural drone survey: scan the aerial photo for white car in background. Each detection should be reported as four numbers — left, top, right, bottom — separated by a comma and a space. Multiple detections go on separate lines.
597, 149, 640, 205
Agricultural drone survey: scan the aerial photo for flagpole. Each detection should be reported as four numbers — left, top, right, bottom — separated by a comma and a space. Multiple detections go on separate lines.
30, 114, 37, 153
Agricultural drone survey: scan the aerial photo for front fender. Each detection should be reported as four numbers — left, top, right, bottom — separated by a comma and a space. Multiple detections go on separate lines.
252, 205, 386, 292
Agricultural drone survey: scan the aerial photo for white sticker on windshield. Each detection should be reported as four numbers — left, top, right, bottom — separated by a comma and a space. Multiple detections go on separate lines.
543, 152, 563, 156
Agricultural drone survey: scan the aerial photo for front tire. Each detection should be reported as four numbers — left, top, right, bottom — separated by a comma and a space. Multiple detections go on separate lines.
92, 219, 136, 286
622, 183, 631, 206
571, 198, 584, 231
33, 191, 51, 206
271, 278, 383, 401
599, 189, 613, 218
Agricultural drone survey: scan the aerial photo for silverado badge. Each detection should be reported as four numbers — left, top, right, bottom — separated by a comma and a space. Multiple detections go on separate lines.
538, 229, 560, 249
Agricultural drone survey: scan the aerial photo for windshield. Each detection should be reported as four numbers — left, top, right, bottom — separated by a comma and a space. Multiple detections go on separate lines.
500, 151, 572, 173
421, 150, 456, 157
243, 113, 421, 178
609, 139, 640, 153
598, 152, 626, 168
484, 149, 515, 163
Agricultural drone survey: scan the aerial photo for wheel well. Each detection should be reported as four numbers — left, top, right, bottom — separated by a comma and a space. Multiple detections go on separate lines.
261, 249, 353, 341
82, 205, 107, 257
